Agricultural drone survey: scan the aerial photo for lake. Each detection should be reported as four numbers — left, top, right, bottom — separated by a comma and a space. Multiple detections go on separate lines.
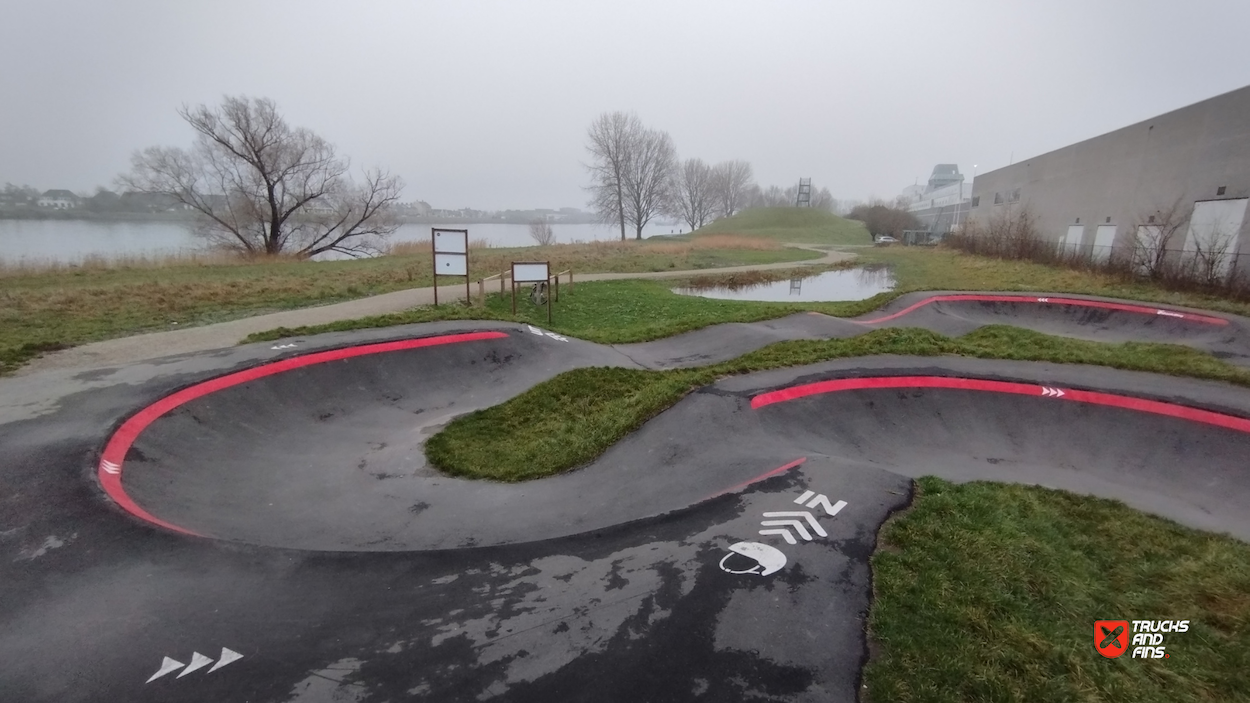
0, 219, 686, 265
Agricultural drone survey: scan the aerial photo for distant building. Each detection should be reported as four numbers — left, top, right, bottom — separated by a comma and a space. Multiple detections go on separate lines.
898, 165, 972, 232
967, 84, 1250, 276
37, 189, 80, 209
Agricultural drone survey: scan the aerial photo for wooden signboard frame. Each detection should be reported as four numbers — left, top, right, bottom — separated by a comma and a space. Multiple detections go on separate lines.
511, 260, 551, 323
431, 228, 470, 306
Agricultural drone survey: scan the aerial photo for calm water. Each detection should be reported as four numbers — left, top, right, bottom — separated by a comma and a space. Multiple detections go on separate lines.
0, 219, 684, 264
674, 267, 896, 302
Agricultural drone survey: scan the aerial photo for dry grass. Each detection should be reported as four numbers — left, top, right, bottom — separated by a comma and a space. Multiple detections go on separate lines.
639, 234, 783, 254
385, 238, 495, 256
0, 236, 820, 374
0, 250, 281, 278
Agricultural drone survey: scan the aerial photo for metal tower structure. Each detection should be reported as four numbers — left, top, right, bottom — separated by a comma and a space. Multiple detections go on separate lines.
796, 178, 812, 207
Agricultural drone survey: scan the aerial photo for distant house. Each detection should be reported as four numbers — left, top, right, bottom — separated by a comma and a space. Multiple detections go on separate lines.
37, 189, 80, 209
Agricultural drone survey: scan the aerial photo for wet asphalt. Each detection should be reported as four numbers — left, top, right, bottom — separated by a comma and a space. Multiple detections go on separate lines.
1, 293, 1248, 702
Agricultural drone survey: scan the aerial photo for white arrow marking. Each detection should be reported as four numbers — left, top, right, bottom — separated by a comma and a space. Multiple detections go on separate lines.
760, 520, 812, 541
544, 332, 568, 342
762, 511, 828, 538
1156, 310, 1184, 318
759, 528, 798, 545
208, 647, 243, 673
527, 325, 545, 336
1037, 297, 1050, 302
101, 460, 121, 475
146, 656, 185, 683
807, 496, 848, 517
177, 652, 214, 678
270, 343, 298, 350
794, 490, 815, 505
1041, 387, 1066, 398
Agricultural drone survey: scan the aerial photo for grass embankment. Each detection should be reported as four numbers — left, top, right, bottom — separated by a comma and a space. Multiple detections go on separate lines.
0, 236, 817, 374
866, 477, 1250, 702
683, 206, 873, 245
245, 271, 876, 344
424, 326, 1250, 481
861, 247, 1250, 318
245, 245, 1250, 345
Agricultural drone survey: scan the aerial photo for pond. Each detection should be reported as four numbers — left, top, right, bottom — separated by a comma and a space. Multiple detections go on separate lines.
673, 266, 896, 302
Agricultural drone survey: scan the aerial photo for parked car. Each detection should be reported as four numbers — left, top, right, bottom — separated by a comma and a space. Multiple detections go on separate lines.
874, 235, 898, 245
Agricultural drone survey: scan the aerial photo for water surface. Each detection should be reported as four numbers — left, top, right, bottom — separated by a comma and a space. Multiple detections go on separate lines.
674, 267, 895, 302
0, 219, 681, 265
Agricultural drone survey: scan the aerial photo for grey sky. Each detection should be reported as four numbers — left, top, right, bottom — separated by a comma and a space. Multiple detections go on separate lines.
4, 0, 1250, 210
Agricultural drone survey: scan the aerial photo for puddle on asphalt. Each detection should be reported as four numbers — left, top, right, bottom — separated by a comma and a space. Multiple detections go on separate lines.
674, 266, 896, 302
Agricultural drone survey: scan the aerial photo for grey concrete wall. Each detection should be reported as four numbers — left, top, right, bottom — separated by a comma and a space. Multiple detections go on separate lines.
966, 85, 1250, 273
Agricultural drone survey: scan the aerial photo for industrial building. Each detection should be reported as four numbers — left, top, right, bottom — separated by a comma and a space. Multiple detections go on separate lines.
899, 164, 973, 233
966, 85, 1250, 276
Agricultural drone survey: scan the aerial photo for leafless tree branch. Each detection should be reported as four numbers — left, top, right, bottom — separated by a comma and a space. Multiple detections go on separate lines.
118, 96, 402, 258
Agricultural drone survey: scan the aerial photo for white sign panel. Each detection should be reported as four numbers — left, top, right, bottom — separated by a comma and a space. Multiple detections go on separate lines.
512, 262, 550, 282
433, 229, 468, 254
435, 253, 467, 276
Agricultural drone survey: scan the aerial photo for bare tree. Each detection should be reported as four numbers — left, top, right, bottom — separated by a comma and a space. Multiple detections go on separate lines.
585, 111, 643, 241
528, 217, 556, 246
620, 126, 677, 239
760, 185, 789, 207
1188, 218, 1237, 285
710, 160, 754, 218
119, 96, 402, 258
811, 187, 835, 212
1131, 198, 1191, 278
847, 202, 924, 239
667, 157, 716, 231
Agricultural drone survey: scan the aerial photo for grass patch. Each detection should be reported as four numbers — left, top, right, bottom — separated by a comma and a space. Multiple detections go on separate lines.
244, 275, 890, 344
690, 207, 873, 245
0, 239, 818, 374
863, 247, 1250, 318
425, 326, 1250, 481
864, 477, 1250, 702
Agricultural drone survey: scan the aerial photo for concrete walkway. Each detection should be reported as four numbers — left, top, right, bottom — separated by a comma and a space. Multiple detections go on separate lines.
16, 245, 855, 374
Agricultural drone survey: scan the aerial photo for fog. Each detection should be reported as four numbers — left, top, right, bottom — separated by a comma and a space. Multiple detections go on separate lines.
3, 0, 1250, 209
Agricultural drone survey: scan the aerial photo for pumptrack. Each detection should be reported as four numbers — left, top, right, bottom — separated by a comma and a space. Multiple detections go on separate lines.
2, 291, 1249, 702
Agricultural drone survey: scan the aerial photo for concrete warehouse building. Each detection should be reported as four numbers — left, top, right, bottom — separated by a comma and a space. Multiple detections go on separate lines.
966, 84, 1250, 277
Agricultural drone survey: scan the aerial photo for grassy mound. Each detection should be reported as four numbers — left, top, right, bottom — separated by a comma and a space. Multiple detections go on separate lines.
693, 207, 872, 245
425, 326, 1250, 481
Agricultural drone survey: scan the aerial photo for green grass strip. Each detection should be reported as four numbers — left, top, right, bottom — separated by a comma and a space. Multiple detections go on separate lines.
426, 326, 1250, 482
864, 477, 1250, 702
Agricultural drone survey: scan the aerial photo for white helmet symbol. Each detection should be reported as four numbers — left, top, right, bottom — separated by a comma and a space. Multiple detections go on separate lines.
719, 541, 787, 576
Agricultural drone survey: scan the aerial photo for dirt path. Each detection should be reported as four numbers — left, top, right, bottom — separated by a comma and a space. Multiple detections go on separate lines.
15, 245, 855, 375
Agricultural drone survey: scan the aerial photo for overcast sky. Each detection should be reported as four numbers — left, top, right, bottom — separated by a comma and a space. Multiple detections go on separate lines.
3, 0, 1250, 210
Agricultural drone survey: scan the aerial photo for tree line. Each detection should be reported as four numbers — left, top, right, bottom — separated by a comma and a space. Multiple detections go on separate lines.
584, 111, 837, 240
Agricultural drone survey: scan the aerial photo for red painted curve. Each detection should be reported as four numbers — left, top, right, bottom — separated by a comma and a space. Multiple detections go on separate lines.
705, 457, 807, 500
855, 294, 1229, 326
751, 375, 1250, 435
97, 331, 511, 535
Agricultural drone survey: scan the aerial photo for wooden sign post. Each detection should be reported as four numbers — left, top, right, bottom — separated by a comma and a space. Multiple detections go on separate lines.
431, 228, 470, 306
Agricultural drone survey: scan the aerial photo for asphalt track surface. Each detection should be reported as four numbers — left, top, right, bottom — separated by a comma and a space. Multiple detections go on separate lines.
2, 291, 1250, 702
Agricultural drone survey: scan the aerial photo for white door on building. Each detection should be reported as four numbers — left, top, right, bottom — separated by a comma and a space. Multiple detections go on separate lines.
1134, 225, 1164, 275
1092, 225, 1117, 262
1183, 198, 1248, 280
1061, 225, 1084, 256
